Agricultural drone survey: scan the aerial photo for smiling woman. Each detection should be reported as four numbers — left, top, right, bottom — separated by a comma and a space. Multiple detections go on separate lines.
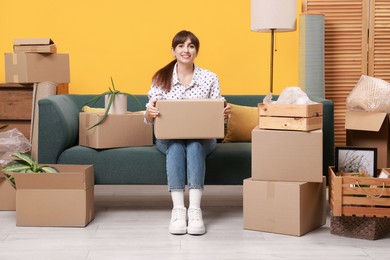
0, 0, 301, 95
144, 30, 232, 236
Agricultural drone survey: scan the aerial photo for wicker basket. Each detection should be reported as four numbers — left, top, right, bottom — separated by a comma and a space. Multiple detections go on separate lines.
329, 167, 390, 239
331, 212, 390, 240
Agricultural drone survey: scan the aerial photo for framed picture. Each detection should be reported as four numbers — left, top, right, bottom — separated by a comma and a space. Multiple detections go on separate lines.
335, 146, 377, 177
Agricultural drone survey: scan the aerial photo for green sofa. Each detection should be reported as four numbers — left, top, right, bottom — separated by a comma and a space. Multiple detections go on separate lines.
38, 94, 334, 185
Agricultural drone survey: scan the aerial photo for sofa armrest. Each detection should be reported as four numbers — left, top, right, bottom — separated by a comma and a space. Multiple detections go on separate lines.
38, 95, 80, 163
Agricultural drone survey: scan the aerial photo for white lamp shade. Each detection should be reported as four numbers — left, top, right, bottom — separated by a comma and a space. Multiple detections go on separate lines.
251, 0, 297, 32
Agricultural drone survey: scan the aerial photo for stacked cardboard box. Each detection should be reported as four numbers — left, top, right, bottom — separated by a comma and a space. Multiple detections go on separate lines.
4, 38, 70, 84
243, 103, 326, 236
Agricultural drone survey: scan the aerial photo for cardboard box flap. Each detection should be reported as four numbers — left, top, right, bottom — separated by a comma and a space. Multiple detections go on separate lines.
14, 38, 54, 46
13, 165, 94, 190
345, 111, 388, 132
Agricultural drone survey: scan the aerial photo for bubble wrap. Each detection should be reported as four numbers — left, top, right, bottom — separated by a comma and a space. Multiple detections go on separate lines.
346, 75, 390, 113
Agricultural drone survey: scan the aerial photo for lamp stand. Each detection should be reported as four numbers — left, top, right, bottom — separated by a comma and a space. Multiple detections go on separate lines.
269, 28, 275, 93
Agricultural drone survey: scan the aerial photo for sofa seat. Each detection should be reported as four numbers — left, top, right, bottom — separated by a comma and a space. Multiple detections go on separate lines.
38, 94, 334, 185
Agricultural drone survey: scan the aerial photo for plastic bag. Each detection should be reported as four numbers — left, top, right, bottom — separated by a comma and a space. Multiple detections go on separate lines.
346, 75, 390, 112
0, 128, 32, 166
263, 87, 316, 104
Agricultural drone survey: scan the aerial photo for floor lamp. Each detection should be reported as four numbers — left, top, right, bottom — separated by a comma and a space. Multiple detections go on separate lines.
250, 0, 297, 94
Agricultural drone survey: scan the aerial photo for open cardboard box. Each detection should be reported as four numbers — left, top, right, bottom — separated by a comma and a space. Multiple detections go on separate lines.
346, 111, 390, 168
13, 38, 57, 53
0, 173, 16, 211
4, 164, 95, 227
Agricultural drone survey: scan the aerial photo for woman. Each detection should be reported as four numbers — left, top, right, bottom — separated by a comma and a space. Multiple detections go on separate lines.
144, 30, 230, 235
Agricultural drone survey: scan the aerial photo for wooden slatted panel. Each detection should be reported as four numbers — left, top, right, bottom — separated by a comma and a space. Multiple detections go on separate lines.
368, 0, 390, 81
303, 0, 368, 146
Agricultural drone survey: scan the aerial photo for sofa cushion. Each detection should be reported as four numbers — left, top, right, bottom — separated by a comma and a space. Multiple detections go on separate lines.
223, 103, 258, 142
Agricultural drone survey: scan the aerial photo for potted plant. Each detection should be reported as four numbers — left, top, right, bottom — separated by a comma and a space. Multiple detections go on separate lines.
83, 77, 143, 129
1, 152, 58, 187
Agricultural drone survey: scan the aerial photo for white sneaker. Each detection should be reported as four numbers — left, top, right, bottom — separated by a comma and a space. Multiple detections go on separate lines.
169, 208, 187, 235
187, 208, 206, 235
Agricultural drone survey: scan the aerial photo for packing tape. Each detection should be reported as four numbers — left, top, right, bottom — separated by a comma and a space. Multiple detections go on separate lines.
266, 182, 275, 199
12, 53, 17, 65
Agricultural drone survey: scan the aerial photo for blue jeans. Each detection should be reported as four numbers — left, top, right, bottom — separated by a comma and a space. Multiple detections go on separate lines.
156, 139, 217, 191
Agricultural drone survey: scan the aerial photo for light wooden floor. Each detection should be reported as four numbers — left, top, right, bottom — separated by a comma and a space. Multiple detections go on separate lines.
0, 185, 389, 260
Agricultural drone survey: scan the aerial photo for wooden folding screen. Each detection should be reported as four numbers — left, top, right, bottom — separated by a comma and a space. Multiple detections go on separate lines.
303, 0, 389, 146
302, 0, 367, 146
368, 0, 390, 81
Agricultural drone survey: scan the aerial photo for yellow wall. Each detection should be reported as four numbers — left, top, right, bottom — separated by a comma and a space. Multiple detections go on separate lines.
0, 0, 302, 95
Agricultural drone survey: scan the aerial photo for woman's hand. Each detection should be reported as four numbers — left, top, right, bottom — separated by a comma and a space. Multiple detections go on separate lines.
223, 103, 231, 119
145, 99, 159, 123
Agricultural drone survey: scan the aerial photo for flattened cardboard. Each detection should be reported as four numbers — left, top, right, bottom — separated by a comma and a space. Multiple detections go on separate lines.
13, 164, 94, 227
345, 111, 387, 132
243, 177, 326, 236
79, 112, 153, 149
4, 53, 70, 83
252, 127, 323, 182
0, 174, 16, 211
14, 38, 54, 45
154, 99, 225, 139
346, 111, 390, 168
13, 38, 57, 53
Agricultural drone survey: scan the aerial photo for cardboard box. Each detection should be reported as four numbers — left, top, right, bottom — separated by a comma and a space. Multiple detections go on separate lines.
258, 103, 323, 131
13, 164, 94, 227
0, 174, 16, 211
346, 111, 390, 168
252, 127, 323, 182
13, 38, 57, 53
79, 112, 153, 149
154, 99, 225, 139
4, 53, 70, 83
243, 177, 326, 236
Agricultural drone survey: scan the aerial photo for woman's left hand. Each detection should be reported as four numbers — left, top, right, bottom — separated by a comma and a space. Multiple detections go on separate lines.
223, 104, 231, 119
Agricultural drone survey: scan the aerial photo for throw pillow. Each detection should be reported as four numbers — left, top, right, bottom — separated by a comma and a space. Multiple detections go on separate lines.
223, 103, 258, 142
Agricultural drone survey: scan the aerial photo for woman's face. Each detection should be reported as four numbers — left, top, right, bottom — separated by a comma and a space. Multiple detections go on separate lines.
172, 38, 198, 65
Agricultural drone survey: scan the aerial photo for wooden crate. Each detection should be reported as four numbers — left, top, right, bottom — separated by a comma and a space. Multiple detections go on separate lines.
329, 167, 390, 218
258, 103, 323, 131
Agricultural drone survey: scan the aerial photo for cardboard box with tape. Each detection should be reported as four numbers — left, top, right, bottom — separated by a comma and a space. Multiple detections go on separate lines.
4, 52, 70, 83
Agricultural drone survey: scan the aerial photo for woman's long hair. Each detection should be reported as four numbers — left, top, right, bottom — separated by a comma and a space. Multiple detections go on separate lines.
152, 30, 200, 92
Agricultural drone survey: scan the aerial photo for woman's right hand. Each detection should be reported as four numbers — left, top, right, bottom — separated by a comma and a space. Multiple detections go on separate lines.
145, 99, 159, 123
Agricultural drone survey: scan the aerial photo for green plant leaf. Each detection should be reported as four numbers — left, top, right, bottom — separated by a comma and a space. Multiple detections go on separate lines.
119, 91, 143, 111
83, 91, 111, 108
39, 166, 59, 173
2, 161, 31, 172
110, 76, 116, 91
87, 93, 113, 130
11, 152, 34, 166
